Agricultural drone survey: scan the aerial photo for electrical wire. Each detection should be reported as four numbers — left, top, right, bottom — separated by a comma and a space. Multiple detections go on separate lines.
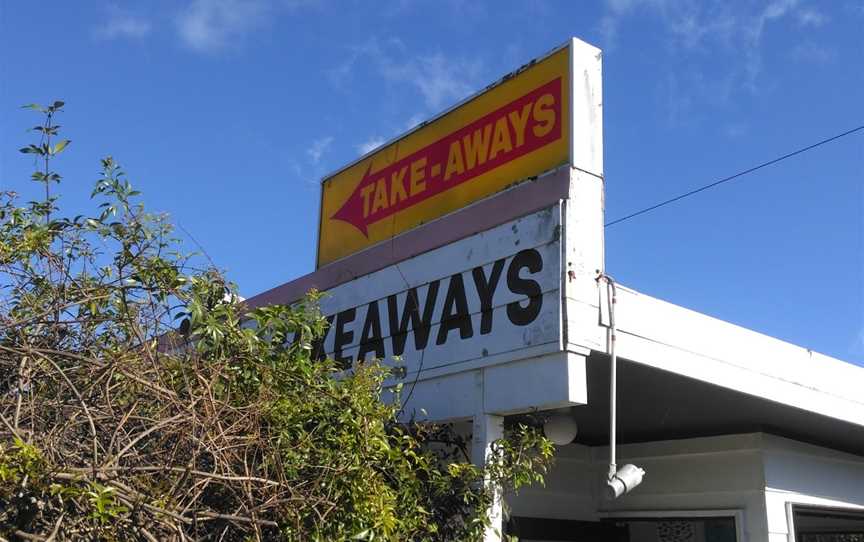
604, 124, 864, 227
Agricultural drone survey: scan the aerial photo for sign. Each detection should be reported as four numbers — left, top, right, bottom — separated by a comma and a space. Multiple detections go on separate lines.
300, 205, 563, 377
317, 45, 571, 267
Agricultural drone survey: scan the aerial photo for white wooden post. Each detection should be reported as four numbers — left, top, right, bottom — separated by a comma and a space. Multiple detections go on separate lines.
472, 411, 505, 541
473, 368, 504, 542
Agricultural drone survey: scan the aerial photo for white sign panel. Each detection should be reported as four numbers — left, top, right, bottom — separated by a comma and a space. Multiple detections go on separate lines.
301, 204, 564, 379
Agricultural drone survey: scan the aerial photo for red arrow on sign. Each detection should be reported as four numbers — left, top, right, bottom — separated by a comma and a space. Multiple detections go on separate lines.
331, 77, 562, 237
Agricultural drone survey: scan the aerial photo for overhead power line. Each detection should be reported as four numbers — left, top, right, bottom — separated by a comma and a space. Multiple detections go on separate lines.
604, 124, 864, 227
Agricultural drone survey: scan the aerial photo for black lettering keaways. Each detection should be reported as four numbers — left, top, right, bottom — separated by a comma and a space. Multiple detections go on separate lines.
333, 308, 355, 369
388, 281, 439, 356
436, 272, 474, 345
506, 249, 543, 326
472, 259, 505, 335
307, 248, 545, 366
358, 300, 385, 361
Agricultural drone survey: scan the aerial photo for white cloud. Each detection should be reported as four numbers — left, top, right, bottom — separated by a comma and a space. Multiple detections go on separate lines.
176, 0, 270, 53
397, 53, 480, 110
306, 136, 334, 164
356, 136, 387, 156
334, 41, 484, 162
598, 0, 737, 51
598, 0, 825, 61
404, 113, 426, 131
597, 15, 620, 49
598, 0, 832, 116
796, 8, 829, 26
851, 326, 864, 357
383, 0, 487, 19
723, 122, 748, 138
95, 5, 151, 40
790, 41, 836, 63
352, 114, 427, 160
175, 0, 320, 53
330, 38, 483, 110
600, 0, 795, 57
287, 158, 303, 179
764, 0, 798, 19
739, 0, 800, 88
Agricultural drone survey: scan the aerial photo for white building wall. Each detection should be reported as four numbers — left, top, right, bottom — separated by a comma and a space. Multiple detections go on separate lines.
508, 434, 770, 540
507, 433, 864, 541
597, 436, 768, 541
507, 443, 599, 522
761, 434, 864, 542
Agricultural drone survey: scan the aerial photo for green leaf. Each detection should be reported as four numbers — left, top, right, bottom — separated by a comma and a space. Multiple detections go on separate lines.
19, 144, 43, 155
52, 139, 70, 155
21, 103, 45, 111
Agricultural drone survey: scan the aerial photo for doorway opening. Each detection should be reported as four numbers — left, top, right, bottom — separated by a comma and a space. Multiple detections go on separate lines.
506, 513, 738, 541
793, 505, 864, 542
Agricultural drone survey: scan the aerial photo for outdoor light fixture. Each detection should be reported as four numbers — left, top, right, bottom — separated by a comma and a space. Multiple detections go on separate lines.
606, 464, 646, 499
598, 273, 646, 500
543, 414, 578, 446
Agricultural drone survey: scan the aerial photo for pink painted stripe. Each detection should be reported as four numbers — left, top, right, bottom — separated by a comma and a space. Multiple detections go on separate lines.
246, 167, 570, 308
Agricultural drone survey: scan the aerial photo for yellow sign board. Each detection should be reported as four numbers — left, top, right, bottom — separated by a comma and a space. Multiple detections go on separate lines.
317, 45, 570, 268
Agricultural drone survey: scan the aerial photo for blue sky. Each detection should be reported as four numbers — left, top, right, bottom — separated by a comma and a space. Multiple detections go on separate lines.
1, 0, 862, 363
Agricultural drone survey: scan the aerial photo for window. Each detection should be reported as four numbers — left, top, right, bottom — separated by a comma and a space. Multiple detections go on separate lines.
504, 515, 738, 542
794, 506, 864, 542
609, 517, 737, 542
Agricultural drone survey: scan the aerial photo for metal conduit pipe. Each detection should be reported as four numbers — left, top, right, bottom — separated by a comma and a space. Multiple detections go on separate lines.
597, 273, 645, 499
